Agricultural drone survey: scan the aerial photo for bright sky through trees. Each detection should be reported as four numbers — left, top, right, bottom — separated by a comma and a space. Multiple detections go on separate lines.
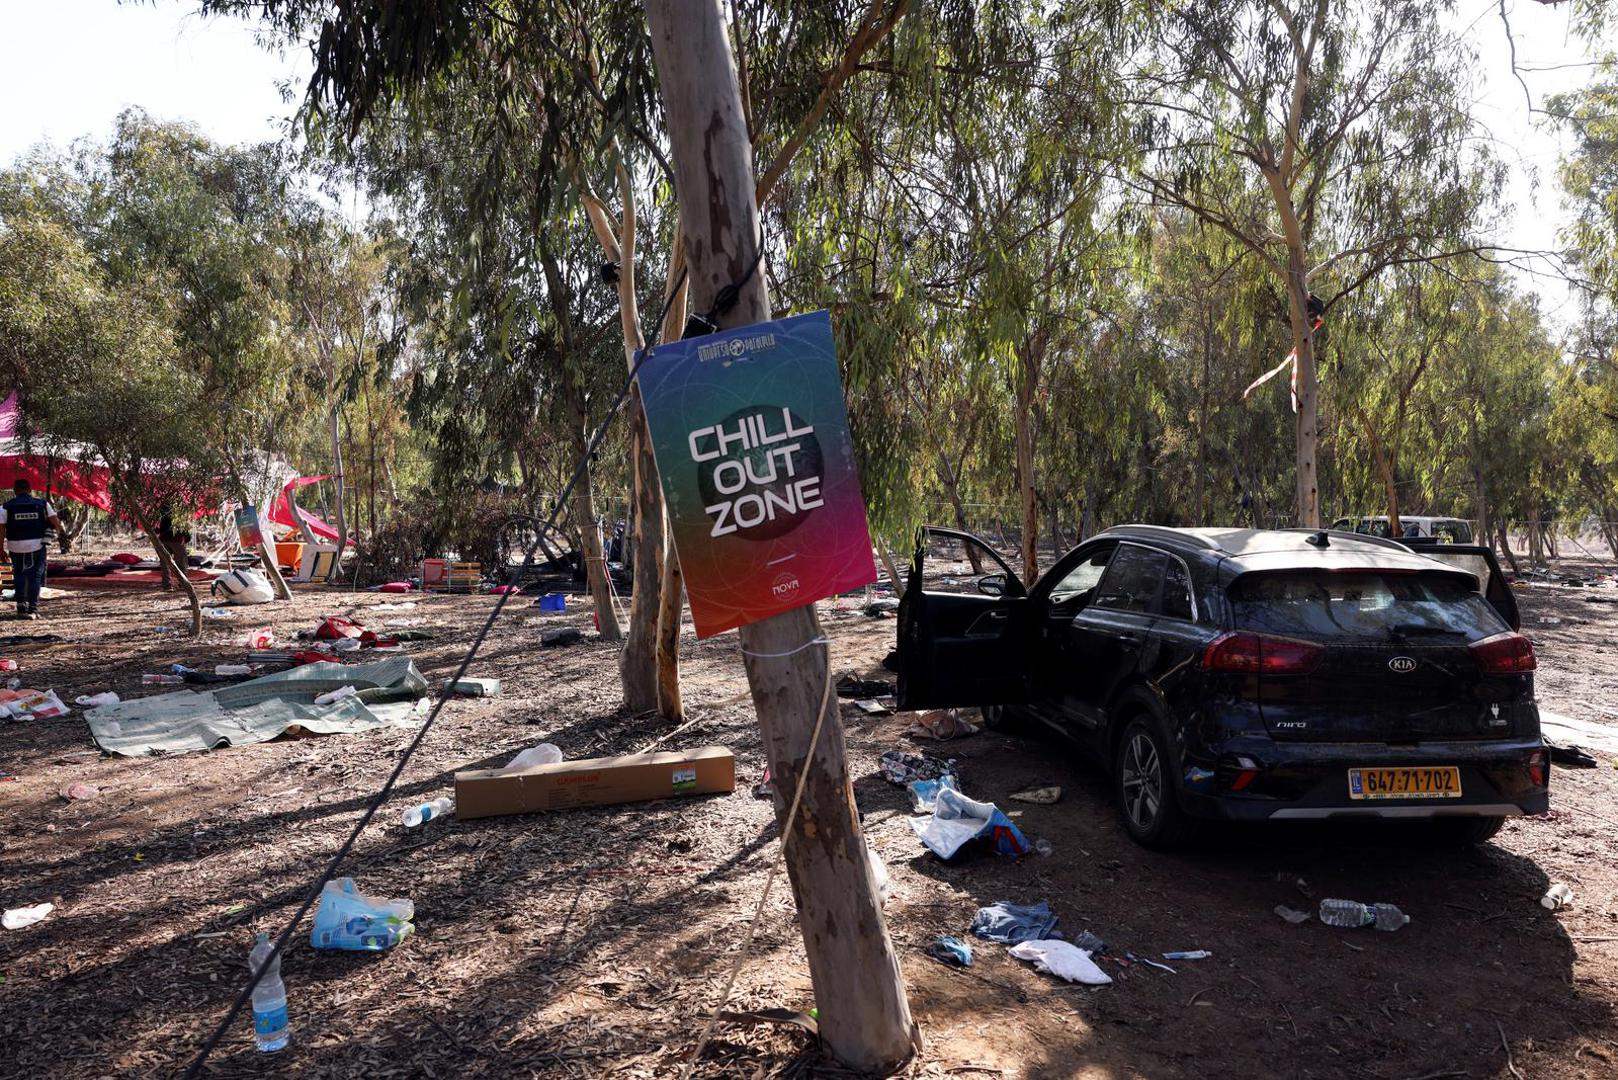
0, 0, 1599, 325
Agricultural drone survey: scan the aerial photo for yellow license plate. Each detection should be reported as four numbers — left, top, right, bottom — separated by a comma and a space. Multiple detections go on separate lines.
1347, 767, 1462, 800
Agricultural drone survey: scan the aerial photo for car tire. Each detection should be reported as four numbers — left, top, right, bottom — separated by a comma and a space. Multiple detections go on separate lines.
1427, 815, 1505, 845
1114, 715, 1200, 849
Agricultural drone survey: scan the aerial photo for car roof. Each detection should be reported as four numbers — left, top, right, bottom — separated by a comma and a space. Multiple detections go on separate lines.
1094, 525, 1472, 578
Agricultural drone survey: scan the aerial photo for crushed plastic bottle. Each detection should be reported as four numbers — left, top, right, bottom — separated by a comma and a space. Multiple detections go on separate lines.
402, 796, 453, 828
248, 931, 290, 1052
1318, 898, 1409, 930
141, 674, 185, 686
214, 664, 252, 676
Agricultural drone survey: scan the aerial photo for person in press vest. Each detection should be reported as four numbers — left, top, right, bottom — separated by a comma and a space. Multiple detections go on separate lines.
0, 480, 70, 619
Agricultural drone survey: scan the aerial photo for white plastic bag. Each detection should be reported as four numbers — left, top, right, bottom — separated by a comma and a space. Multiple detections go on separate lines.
502, 743, 563, 772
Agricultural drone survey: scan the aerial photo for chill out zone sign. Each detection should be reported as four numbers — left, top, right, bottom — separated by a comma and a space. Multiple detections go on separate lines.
689, 407, 823, 539
639, 310, 877, 637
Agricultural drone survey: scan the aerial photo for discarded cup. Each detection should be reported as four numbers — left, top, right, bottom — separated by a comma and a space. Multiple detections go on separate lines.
1541, 883, 1574, 911
1034, 838, 1055, 857
402, 796, 453, 828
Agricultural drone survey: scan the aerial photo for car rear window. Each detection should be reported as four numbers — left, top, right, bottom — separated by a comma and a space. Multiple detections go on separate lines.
1231, 571, 1508, 641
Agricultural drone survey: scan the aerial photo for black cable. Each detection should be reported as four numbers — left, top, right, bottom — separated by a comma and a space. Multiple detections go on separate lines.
682, 228, 766, 339
180, 263, 689, 1079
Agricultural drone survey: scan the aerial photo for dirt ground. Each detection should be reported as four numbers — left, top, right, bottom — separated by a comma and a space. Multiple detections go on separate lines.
2, 564, 1618, 1080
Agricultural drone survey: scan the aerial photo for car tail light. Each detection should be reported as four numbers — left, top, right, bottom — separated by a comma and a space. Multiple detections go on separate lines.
1528, 748, 1548, 786
1470, 631, 1536, 674
1218, 754, 1262, 792
1202, 632, 1323, 675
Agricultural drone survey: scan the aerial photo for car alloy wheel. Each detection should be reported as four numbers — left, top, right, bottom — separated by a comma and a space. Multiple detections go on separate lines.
1121, 730, 1164, 832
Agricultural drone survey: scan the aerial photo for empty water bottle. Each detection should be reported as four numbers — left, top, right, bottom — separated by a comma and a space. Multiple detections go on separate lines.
1318, 898, 1409, 930
141, 674, 185, 686
402, 796, 453, 828
248, 931, 290, 1052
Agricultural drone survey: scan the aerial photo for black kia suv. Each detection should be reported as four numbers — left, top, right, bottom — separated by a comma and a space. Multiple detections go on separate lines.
897, 525, 1548, 848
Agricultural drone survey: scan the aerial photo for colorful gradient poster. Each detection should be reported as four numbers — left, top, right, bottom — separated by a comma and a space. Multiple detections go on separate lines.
638, 310, 876, 638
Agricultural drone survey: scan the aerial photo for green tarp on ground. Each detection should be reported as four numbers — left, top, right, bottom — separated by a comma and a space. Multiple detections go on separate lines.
87, 657, 430, 756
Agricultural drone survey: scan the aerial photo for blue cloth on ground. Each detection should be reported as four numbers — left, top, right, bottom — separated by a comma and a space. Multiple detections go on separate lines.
926, 934, 974, 967
970, 900, 1062, 944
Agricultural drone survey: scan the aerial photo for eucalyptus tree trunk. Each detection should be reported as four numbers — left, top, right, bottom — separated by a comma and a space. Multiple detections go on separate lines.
1013, 331, 1045, 581
646, 1, 917, 1070
224, 458, 291, 601
583, 164, 667, 713
540, 243, 622, 643
328, 404, 349, 579
655, 246, 688, 720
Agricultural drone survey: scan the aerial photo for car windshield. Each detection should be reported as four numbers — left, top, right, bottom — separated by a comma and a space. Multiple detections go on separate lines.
1231, 570, 1507, 641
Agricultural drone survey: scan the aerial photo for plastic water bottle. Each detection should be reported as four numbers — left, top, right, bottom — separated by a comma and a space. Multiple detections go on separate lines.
141, 674, 184, 686
248, 932, 290, 1052
402, 796, 453, 828
1319, 898, 1410, 930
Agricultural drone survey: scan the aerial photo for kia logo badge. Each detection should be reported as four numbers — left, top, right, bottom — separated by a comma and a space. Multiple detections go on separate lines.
1389, 656, 1417, 673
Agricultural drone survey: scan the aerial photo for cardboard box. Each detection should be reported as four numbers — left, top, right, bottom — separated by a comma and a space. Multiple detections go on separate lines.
454, 745, 735, 819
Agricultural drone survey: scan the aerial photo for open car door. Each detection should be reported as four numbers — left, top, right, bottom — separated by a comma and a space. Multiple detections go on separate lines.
897, 527, 1032, 710
1399, 539, 1521, 630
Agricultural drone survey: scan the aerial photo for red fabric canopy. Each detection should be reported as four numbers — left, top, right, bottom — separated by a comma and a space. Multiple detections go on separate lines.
0, 452, 117, 513
268, 475, 340, 541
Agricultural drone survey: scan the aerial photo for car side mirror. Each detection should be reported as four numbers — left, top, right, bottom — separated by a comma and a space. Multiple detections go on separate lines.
977, 573, 1007, 597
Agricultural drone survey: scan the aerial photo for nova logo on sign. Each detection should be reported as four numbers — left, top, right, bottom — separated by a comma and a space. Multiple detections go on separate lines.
638, 310, 876, 638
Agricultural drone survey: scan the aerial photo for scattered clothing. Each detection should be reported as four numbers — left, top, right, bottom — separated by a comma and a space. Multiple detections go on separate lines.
906, 708, 980, 740
879, 749, 954, 786
971, 900, 1061, 945
925, 935, 973, 967
910, 786, 1030, 859
1071, 930, 1108, 954
1008, 940, 1112, 986
1546, 742, 1598, 768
